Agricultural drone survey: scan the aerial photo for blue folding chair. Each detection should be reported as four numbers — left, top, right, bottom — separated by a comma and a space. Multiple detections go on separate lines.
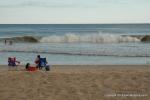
39, 58, 50, 71
39, 58, 46, 68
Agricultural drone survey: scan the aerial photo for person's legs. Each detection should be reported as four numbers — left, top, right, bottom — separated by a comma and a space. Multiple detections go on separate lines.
39, 66, 42, 70
36, 63, 40, 69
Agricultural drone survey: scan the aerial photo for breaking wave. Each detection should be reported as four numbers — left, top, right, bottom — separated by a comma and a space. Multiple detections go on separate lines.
0, 33, 150, 43
40, 34, 141, 43
0, 36, 39, 43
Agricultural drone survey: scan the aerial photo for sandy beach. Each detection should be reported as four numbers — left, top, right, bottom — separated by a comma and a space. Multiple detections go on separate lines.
0, 65, 150, 100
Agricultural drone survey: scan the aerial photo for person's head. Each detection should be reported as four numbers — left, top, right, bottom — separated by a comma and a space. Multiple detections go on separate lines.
37, 55, 40, 58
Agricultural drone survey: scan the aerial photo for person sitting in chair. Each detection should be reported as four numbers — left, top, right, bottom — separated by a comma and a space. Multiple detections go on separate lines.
35, 55, 50, 71
8, 57, 20, 66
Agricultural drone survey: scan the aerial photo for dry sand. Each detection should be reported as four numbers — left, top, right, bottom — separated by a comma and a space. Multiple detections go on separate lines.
0, 65, 150, 100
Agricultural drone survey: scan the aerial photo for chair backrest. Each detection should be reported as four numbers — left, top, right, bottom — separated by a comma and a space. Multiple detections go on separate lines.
39, 58, 47, 67
8, 57, 16, 66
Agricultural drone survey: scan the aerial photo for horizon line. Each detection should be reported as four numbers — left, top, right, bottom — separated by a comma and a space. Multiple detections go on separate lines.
0, 23, 150, 25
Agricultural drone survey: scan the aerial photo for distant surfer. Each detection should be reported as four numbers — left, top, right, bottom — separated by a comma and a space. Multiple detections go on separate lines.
4, 40, 7, 45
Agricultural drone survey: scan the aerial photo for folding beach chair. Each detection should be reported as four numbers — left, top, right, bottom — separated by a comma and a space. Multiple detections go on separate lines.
8, 57, 20, 70
39, 58, 50, 71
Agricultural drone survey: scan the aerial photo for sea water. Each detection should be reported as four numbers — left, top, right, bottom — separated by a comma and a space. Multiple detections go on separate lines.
0, 24, 150, 65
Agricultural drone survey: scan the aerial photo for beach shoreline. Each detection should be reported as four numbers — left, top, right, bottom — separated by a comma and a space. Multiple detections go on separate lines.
1, 64, 150, 71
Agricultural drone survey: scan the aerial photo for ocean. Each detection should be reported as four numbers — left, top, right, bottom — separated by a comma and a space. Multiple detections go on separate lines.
0, 24, 150, 65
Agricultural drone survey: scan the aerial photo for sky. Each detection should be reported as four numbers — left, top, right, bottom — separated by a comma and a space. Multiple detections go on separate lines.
0, 0, 150, 24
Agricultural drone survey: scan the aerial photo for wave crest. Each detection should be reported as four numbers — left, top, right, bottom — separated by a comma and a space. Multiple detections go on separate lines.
141, 35, 150, 42
40, 34, 140, 43
0, 36, 39, 43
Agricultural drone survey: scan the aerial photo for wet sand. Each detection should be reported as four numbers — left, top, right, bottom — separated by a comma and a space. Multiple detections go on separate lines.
0, 65, 150, 100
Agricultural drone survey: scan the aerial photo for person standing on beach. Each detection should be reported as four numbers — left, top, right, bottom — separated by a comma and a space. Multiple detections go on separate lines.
4, 40, 7, 45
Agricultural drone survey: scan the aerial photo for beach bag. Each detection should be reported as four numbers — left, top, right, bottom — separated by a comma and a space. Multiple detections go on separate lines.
27, 66, 38, 71
45, 65, 50, 71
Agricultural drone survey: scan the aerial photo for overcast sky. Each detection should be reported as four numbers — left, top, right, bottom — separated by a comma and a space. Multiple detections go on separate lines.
0, 0, 149, 24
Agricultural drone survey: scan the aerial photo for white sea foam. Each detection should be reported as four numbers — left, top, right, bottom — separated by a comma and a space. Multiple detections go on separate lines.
40, 33, 140, 43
